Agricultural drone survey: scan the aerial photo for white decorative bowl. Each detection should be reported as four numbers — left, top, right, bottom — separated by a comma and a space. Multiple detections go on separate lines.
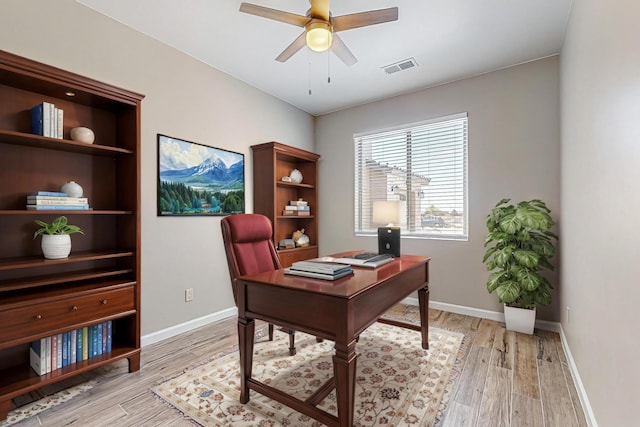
289, 169, 303, 184
60, 181, 83, 198
70, 127, 95, 144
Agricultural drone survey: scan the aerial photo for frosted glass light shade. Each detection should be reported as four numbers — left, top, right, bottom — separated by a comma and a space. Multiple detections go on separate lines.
306, 21, 332, 52
373, 200, 400, 226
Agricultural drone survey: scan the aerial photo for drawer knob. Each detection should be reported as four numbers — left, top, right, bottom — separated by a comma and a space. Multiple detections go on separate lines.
35, 314, 42, 320
72, 306, 78, 311
102, 299, 108, 305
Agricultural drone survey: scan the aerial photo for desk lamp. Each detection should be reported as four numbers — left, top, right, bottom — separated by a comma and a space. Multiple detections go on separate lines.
373, 200, 401, 257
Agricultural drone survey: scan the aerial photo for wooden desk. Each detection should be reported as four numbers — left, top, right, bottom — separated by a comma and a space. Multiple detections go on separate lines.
236, 253, 430, 427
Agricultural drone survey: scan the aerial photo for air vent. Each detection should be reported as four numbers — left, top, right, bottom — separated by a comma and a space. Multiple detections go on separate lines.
382, 58, 418, 75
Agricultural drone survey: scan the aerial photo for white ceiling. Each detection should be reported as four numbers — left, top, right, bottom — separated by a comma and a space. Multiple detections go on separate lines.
77, 0, 572, 116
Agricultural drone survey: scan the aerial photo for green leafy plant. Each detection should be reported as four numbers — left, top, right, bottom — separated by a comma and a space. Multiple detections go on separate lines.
33, 216, 84, 239
483, 199, 558, 309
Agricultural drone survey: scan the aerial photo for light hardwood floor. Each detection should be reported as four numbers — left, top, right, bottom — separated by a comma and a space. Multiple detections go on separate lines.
10, 305, 588, 426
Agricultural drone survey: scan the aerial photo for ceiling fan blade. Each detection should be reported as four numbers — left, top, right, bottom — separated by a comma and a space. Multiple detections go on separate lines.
332, 7, 399, 32
275, 32, 307, 62
331, 34, 357, 66
239, 2, 309, 27
310, 0, 330, 21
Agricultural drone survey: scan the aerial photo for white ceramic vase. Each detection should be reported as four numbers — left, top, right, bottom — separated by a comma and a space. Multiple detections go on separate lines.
60, 181, 83, 197
41, 234, 71, 259
504, 304, 536, 335
289, 169, 303, 183
70, 127, 95, 144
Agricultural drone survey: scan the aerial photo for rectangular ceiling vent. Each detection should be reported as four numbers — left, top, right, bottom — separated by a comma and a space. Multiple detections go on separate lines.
382, 58, 418, 75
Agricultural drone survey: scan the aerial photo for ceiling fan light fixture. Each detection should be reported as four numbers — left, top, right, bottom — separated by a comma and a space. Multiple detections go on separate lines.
305, 20, 332, 52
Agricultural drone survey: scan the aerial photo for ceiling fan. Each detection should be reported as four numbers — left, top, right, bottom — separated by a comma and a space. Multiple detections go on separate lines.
239, 0, 398, 66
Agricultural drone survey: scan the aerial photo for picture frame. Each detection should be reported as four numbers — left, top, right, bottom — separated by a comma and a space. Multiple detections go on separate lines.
157, 134, 245, 216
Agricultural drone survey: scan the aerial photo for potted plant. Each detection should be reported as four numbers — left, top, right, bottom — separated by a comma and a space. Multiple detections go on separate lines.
483, 199, 558, 334
33, 216, 84, 259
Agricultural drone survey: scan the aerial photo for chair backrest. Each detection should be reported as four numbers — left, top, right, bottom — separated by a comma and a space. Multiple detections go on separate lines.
221, 214, 281, 305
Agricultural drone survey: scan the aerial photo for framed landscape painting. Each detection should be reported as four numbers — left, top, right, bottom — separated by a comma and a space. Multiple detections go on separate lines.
157, 134, 245, 216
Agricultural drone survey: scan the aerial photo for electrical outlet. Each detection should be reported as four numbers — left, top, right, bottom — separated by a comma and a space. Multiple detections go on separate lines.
566, 306, 570, 323
185, 288, 194, 302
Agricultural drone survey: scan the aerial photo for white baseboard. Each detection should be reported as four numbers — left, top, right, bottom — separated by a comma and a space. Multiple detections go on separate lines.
141, 306, 237, 347
559, 325, 599, 427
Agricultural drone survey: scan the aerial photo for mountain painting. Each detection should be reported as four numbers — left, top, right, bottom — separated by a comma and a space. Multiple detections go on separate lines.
157, 134, 244, 216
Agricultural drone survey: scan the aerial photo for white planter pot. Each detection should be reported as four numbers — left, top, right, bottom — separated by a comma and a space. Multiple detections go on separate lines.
504, 304, 536, 335
41, 234, 71, 259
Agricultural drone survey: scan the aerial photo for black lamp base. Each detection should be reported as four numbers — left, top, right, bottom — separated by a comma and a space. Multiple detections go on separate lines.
378, 226, 401, 257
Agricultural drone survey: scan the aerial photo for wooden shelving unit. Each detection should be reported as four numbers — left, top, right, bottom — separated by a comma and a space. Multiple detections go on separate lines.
251, 142, 320, 268
0, 50, 143, 420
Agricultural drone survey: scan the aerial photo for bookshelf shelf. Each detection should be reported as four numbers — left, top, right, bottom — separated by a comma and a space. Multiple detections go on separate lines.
251, 142, 320, 268
0, 50, 143, 421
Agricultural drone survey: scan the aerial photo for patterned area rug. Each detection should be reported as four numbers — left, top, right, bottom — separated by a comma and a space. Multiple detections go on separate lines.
0, 380, 96, 427
152, 322, 464, 426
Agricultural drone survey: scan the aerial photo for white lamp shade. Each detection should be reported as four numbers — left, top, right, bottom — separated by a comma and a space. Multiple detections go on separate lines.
373, 200, 400, 225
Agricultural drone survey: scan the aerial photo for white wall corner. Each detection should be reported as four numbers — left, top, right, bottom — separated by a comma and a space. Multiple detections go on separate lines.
141, 306, 238, 347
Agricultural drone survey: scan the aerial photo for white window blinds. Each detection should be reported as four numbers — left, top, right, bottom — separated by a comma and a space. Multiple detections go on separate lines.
354, 113, 468, 240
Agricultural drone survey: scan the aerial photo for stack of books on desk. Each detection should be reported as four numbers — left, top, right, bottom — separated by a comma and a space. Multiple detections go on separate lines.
284, 261, 353, 280
27, 191, 90, 210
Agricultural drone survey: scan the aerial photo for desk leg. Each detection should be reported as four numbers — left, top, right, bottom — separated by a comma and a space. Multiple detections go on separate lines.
418, 285, 430, 350
238, 317, 255, 404
333, 340, 358, 427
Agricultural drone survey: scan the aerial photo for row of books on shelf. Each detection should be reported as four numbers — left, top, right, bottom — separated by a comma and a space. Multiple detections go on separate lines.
29, 321, 112, 376
284, 260, 353, 281
282, 199, 310, 216
26, 191, 90, 210
31, 102, 63, 139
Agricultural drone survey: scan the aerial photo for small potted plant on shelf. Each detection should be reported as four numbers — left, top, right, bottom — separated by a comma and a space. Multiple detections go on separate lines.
483, 198, 558, 334
33, 216, 84, 259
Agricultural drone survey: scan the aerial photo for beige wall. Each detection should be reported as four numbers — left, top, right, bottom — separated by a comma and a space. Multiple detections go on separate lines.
560, 0, 640, 424
0, 0, 315, 335
316, 57, 561, 320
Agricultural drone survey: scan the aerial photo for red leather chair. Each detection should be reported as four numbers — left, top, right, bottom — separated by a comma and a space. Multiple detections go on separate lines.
221, 213, 296, 355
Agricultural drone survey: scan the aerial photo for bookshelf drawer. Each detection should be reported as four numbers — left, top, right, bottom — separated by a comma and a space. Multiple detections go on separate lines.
0, 285, 135, 346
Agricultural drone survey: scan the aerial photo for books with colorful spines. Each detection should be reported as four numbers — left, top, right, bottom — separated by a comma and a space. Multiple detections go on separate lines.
102, 323, 108, 353
30, 102, 53, 137
87, 326, 93, 358
284, 205, 310, 210
289, 200, 308, 206
282, 210, 296, 216
56, 333, 63, 369
56, 107, 63, 139
82, 326, 89, 360
283, 210, 310, 216
70, 329, 77, 365
29, 337, 49, 376
76, 327, 83, 363
96, 324, 103, 356
106, 320, 112, 353
26, 204, 90, 210
51, 334, 58, 370
28, 191, 67, 197
62, 331, 69, 367
27, 196, 88, 204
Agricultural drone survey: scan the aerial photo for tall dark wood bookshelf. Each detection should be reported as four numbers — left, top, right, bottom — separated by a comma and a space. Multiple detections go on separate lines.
251, 142, 320, 268
0, 50, 143, 420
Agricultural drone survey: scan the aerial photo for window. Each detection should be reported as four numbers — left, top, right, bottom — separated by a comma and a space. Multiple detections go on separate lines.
354, 113, 468, 240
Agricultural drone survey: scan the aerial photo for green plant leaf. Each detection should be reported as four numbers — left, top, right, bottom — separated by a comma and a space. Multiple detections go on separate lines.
487, 271, 504, 293
516, 269, 541, 291
514, 250, 539, 268
499, 213, 522, 234
494, 247, 514, 268
497, 280, 520, 304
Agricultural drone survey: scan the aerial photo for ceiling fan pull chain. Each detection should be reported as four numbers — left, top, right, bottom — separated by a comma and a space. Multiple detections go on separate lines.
308, 50, 312, 95
327, 50, 331, 84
